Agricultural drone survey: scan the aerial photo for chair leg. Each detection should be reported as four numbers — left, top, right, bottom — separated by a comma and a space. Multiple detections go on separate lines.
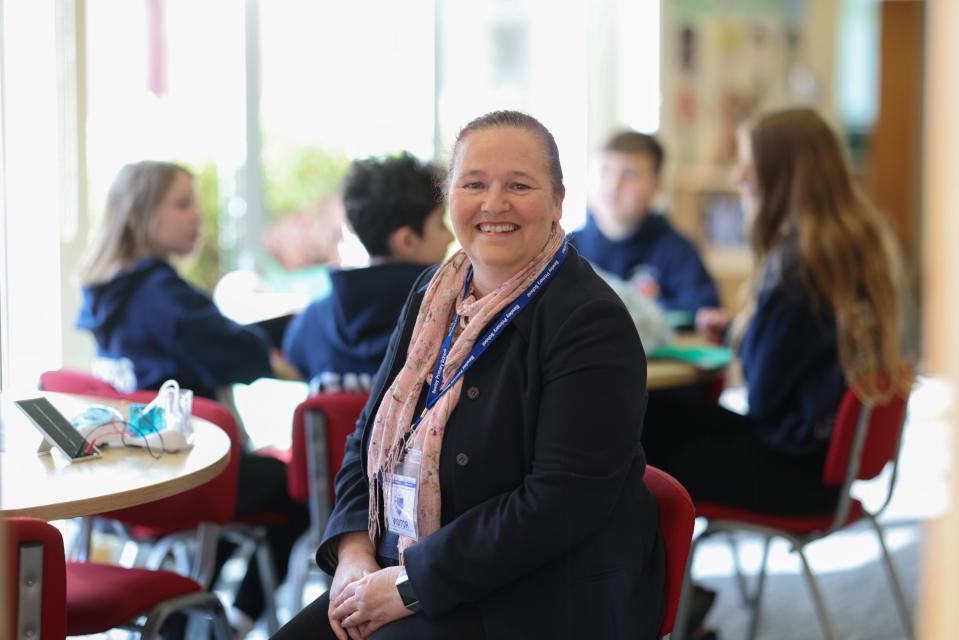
138, 592, 233, 640
70, 516, 94, 561
172, 539, 193, 575
745, 536, 771, 640
795, 543, 838, 640
866, 514, 914, 639
287, 531, 314, 616
145, 535, 179, 570
191, 523, 222, 588
726, 532, 751, 607
672, 533, 704, 640
255, 534, 280, 633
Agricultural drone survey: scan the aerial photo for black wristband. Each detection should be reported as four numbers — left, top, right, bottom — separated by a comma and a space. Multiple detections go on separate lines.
395, 573, 421, 613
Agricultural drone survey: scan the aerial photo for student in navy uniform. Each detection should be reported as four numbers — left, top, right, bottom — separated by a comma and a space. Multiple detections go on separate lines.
282, 152, 453, 393
272, 111, 664, 639
642, 108, 912, 638
570, 130, 727, 333
76, 161, 308, 637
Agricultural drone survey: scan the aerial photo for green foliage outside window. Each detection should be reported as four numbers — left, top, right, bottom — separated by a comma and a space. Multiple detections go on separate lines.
176, 147, 349, 293
264, 146, 350, 222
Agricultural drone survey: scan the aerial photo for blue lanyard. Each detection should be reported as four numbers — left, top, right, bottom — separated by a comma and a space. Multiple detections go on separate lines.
412, 242, 569, 429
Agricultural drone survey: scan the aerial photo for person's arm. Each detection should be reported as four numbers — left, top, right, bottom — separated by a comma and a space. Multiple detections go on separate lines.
739, 282, 836, 422
402, 297, 647, 618
155, 276, 273, 388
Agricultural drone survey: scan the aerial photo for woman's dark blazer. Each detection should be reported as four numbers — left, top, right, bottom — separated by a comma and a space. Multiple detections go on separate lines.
317, 246, 665, 639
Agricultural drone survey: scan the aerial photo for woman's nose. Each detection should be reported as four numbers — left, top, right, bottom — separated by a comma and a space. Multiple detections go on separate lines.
481, 184, 509, 213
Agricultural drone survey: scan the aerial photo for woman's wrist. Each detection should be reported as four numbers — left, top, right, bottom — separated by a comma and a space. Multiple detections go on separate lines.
337, 530, 376, 563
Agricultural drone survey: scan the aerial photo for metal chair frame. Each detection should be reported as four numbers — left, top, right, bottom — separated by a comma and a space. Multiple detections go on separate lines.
673, 397, 913, 640
12, 519, 233, 640
287, 408, 334, 614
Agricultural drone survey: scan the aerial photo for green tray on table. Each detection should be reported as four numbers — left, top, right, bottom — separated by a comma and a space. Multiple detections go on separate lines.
650, 344, 732, 370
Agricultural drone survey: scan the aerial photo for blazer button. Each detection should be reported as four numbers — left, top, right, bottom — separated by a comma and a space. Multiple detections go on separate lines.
456, 453, 470, 466
466, 386, 480, 400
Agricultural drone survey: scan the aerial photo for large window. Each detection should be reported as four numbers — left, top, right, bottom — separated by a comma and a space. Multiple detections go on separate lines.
1, 0, 661, 391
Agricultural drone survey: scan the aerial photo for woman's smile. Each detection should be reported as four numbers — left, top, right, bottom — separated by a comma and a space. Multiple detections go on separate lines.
476, 222, 520, 234
450, 126, 563, 295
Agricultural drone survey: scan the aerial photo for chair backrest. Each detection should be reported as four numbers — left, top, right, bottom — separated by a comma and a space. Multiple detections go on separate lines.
38, 368, 120, 397
823, 387, 909, 487
644, 465, 695, 637
288, 392, 369, 505
3, 517, 67, 640
38, 369, 241, 527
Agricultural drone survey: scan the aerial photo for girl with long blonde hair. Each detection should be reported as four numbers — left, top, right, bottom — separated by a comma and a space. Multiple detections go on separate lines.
76, 160, 307, 636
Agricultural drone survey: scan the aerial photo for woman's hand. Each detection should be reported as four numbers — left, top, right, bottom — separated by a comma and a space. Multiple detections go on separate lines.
328, 533, 381, 640
695, 307, 731, 344
330, 565, 413, 639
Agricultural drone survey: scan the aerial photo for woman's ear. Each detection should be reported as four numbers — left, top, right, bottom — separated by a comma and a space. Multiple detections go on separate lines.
551, 191, 565, 223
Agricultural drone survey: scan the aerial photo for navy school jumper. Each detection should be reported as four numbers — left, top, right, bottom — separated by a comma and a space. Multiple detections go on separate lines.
282, 262, 429, 392
570, 210, 720, 316
76, 257, 272, 399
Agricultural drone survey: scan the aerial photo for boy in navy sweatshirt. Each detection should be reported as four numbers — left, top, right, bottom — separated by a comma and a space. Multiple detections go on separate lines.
570, 131, 725, 333
283, 152, 453, 392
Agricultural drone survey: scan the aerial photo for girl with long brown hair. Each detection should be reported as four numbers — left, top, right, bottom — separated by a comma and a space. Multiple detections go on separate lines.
642, 107, 911, 637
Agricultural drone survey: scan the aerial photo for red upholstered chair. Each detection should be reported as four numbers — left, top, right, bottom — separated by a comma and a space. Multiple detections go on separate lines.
38, 368, 120, 396
38, 368, 281, 632
644, 465, 696, 638
4, 517, 230, 639
285, 391, 369, 614
673, 387, 913, 640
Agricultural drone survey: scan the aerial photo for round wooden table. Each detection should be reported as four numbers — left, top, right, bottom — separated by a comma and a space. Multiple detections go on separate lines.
647, 358, 717, 390
647, 334, 730, 390
0, 392, 231, 520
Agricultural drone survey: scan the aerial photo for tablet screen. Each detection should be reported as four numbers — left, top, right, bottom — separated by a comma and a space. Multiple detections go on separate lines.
15, 397, 97, 460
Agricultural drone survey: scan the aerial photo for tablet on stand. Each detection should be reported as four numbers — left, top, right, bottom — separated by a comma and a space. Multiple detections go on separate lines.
15, 397, 100, 462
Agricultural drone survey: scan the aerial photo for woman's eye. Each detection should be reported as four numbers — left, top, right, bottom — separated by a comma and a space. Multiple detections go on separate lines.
512, 183, 531, 191
462, 182, 483, 190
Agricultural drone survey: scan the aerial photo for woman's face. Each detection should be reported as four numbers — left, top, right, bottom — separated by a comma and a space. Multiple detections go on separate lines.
449, 126, 563, 293
734, 128, 760, 223
147, 171, 202, 258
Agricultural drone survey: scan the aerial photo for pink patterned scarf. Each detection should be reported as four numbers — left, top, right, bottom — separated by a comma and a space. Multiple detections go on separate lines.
367, 226, 566, 559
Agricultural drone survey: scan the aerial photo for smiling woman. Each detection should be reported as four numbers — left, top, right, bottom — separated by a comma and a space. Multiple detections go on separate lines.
449, 116, 564, 297
273, 111, 665, 640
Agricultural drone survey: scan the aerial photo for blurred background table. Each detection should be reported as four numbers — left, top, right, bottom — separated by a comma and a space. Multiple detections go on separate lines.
647, 334, 731, 391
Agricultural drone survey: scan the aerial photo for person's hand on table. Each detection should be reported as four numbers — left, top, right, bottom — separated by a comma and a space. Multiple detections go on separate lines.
695, 307, 731, 344
331, 565, 412, 639
328, 532, 382, 640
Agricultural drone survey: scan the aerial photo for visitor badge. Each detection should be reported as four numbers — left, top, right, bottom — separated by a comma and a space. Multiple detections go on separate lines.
385, 448, 422, 539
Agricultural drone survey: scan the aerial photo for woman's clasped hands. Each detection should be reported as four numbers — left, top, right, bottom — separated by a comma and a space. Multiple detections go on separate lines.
328, 532, 412, 639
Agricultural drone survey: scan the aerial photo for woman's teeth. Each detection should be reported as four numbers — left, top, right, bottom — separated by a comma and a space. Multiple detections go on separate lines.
478, 223, 518, 233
